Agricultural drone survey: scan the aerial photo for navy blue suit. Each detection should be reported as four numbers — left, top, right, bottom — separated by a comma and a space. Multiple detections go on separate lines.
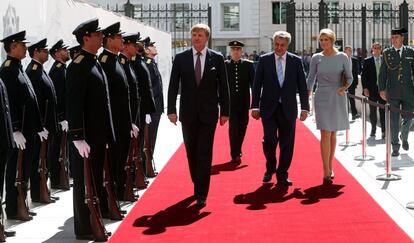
251, 52, 309, 181
168, 48, 229, 200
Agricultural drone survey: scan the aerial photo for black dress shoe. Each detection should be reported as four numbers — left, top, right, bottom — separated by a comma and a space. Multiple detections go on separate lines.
230, 156, 241, 164
196, 199, 206, 208
4, 230, 16, 237
7, 215, 32, 221
392, 150, 400, 157
28, 211, 37, 216
277, 178, 293, 186
402, 140, 409, 151
370, 131, 376, 137
76, 234, 94, 240
262, 172, 273, 183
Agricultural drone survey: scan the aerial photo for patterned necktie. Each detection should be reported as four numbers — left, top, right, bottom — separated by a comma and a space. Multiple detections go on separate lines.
195, 52, 202, 86
277, 56, 284, 87
375, 57, 381, 83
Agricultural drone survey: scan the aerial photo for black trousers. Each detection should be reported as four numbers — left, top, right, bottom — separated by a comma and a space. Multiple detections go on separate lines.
369, 97, 386, 134
72, 141, 105, 236
261, 104, 296, 181
48, 130, 63, 187
108, 137, 130, 198
348, 88, 358, 116
5, 134, 35, 216
229, 108, 249, 159
182, 120, 217, 200
139, 113, 161, 172
0, 149, 7, 199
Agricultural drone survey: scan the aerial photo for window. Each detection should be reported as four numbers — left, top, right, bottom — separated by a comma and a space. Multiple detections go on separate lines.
133, 4, 143, 20
272, 2, 287, 24
373, 2, 391, 24
222, 3, 240, 31
327, 1, 339, 24
172, 3, 191, 31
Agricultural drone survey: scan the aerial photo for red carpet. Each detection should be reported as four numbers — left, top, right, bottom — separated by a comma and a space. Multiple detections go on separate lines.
109, 119, 412, 243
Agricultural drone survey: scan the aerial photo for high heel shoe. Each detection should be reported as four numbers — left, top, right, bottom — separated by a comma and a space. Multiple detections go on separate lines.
330, 170, 335, 179
323, 176, 333, 185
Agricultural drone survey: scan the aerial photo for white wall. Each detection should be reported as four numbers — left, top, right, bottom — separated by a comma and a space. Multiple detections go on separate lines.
0, 0, 172, 100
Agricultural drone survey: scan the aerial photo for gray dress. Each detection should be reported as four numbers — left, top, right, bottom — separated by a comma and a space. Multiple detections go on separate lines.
307, 52, 353, 131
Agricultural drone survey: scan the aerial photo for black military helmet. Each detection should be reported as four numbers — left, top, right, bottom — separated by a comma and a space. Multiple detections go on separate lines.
49, 39, 69, 55
72, 18, 101, 40
102, 22, 124, 37
228, 40, 244, 48
142, 36, 155, 47
391, 27, 408, 36
122, 33, 141, 44
28, 38, 48, 54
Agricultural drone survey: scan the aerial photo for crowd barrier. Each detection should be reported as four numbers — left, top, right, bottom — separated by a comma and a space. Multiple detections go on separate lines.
346, 93, 414, 210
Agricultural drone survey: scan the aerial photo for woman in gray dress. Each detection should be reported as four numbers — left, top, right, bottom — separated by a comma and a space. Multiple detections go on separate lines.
307, 29, 353, 184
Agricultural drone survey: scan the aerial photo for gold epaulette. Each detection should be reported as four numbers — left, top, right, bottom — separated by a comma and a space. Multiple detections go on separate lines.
146, 58, 152, 64
4, 60, 10, 67
73, 55, 84, 64
32, 64, 38, 70
100, 55, 108, 63
131, 56, 136, 61
245, 59, 253, 63
120, 58, 125, 64
56, 63, 62, 68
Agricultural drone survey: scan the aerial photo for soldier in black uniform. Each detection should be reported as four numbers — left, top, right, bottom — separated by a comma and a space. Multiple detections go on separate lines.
121, 33, 141, 134
0, 31, 44, 221
0, 77, 16, 238
66, 18, 115, 241
99, 22, 138, 204
26, 39, 58, 203
143, 36, 164, 164
130, 37, 156, 174
225, 40, 254, 163
48, 39, 70, 189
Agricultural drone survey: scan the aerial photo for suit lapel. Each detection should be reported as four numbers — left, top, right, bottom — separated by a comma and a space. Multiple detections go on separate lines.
270, 53, 279, 88
201, 49, 211, 83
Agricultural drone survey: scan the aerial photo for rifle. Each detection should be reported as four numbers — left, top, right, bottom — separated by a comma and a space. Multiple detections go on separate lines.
38, 100, 52, 203
15, 105, 30, 221
58, 131, 70, 190
15, 149, 30, 220
143, 124, 157, 178
124, 138, 137, 202
84, 157, 107, 242
133, 137, 147, 189
0, 197, 5, 241
102, 147, 123, 220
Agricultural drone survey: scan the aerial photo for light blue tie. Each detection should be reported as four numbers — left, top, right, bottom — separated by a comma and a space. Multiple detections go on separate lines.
277, 56, 284, 87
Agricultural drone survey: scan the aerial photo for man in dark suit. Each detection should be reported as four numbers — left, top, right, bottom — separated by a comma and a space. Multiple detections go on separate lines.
361, 42, 386, 139
0, 31, 45, 221
344, 45, 361, 120
225, 40, 254, 163
168, 23, 230, 207
66, 18, 114, 241
26, 38, 59, 203
48, 39, 70, 189
251, 31, 309, 186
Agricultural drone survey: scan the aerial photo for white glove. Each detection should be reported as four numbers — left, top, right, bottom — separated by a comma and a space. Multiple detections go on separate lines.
131, 123, 139, 138
13, 131, 26, 150
38, 128, 49, 142
60, 120, 68, 132
145, 114, 152, 124
73, 140, 90, 158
